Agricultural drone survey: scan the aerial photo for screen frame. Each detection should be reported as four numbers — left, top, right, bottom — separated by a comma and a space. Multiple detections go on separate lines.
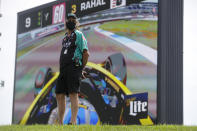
157, 0, 183, 124
13, 0, 184, 124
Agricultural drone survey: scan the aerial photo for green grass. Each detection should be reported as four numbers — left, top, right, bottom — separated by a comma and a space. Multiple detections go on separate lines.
99, 20, 158, 49
0, 125, 197, 131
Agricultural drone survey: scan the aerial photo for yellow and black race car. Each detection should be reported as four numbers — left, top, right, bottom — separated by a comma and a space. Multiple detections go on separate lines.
20, 53, 155, 125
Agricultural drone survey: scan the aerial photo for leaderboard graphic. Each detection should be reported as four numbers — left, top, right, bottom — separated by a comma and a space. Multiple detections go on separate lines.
18, 2, 65, 34
14, 0, 158, 125
18, 0, 144, 34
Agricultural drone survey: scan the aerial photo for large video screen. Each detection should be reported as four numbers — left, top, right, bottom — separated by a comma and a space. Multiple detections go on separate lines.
14, 0, 158, 125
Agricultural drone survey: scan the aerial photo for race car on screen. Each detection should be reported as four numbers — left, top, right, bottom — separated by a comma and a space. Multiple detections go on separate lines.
20, 53, 155, 125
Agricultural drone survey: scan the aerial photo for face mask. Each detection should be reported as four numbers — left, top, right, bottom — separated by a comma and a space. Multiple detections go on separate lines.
66, 21, 76, 30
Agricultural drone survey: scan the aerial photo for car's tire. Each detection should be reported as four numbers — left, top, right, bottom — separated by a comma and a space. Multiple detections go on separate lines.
104, 53, 127, 85
34, 67, 53, 97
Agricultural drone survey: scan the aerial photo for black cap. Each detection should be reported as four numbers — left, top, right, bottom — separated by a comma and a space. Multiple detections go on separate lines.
67, 13, 77, 19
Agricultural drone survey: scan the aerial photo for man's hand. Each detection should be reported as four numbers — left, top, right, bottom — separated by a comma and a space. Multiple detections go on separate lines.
81, 70, 88, 79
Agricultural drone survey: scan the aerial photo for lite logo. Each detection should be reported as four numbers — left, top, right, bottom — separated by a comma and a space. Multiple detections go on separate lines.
129, 101, 147, 116
0, 80, 4, 88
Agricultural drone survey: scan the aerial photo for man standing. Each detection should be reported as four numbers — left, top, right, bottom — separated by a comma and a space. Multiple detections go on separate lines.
55, 13, 89, 125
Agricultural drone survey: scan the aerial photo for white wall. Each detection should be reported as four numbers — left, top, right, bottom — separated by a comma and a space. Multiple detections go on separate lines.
184, 0, 197, 126
0, 0, 197, 126
0, 0, 54, 125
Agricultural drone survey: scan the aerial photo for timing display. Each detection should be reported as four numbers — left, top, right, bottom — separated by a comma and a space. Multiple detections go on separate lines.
18, 2, 65, 34
18, 0, 143, 34
66, 0, 110, 18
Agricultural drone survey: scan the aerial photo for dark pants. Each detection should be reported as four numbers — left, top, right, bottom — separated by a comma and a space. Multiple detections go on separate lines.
55, 63, 82, 96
